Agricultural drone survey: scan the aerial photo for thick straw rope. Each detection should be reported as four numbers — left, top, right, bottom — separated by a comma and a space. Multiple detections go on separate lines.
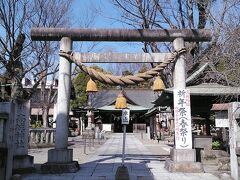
59, 48, 186, 86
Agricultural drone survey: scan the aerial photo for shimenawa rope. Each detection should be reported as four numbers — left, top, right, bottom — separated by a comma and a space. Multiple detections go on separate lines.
59, 48, 186, 86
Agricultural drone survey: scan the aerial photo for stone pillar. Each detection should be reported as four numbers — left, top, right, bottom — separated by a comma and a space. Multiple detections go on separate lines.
0, 101, 34, 178
0, 119, 4, 142
86, 110, 93, 130
165, 38, 203, 173
149, 117, 154, 139
147, 126, 150, 140
42, 37, 79, 173
95, 126, 100, 139
173, 38, 186, 89
50, 131, 54, 144
0, 103, 13, 180
29, 131, 35, 144
35, 132, 39, 143
53, 102, 57, 128
45, 131, 50, 144
40, 131, 45, 144
228, 102, 239, 180
55, 37, 72, 149
169, 117, 174, 136
12, 100, 34, 174
79, 117, 83, 135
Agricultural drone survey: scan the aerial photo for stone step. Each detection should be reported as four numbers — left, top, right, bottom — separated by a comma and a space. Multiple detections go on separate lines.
203, 164, 219, 173
203, 164, 231, 175
202, 160, 218, 165
202, 157, 231, 172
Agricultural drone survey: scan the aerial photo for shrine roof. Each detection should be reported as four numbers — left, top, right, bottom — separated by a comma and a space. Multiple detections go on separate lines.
165, 83, 240, 96
98, 104, 149, 112
211, 103, 229, 111
186, 62, 232, 86
186, 63, 210, 85
91, 89, 157, 109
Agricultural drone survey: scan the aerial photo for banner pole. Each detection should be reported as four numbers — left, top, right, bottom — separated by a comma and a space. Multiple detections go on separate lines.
122, 125, 126, 166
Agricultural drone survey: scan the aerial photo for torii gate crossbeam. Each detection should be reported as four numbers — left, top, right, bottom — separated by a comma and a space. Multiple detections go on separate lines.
31, 28, 211, 42
64, 52, 172, 63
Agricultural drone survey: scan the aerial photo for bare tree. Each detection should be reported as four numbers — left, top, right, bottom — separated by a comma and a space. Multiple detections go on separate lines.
191, 1, 240, 87
0, 0, 29, 99
28, 0, 73, 127
109, 0, 240, 87
0, 0, 73, 127
107, 62, 151, 76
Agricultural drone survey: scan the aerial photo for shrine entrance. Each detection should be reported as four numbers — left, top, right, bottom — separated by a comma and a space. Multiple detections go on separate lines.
30, 27, 211, 173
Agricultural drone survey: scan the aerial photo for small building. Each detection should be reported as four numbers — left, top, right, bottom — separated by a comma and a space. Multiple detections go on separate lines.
148, 62, 240, 141
154, 83, 240, 135
211, 103, 240, 152
22, 78, 58, 127
90, 89, 158, 133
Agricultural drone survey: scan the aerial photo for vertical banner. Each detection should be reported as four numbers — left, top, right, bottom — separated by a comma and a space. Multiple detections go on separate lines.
174, 89, 192, 149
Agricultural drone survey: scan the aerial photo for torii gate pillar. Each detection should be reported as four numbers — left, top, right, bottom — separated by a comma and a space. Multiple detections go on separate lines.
41, 37, 79, 173
165, 38, 203, 172
173, 38, 186, 89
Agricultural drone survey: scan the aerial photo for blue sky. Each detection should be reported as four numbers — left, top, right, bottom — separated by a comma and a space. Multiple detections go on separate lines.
71, 0, 144, 53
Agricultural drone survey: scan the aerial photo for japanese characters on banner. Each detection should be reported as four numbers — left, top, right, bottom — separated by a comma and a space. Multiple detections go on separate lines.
122, 109, 130, 125
174, 89, 192, 149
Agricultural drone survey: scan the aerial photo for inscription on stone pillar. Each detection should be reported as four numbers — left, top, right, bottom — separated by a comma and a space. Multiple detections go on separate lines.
15, 113, 26, 148
14, 101, 30, 155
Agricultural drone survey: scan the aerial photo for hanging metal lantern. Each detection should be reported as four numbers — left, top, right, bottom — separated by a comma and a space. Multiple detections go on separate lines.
115, 92, 127, 109
152, 76, 165, 92
86, 78, 98, 93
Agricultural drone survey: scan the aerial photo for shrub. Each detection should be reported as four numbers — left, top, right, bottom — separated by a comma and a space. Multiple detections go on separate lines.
212, 140, 223, 150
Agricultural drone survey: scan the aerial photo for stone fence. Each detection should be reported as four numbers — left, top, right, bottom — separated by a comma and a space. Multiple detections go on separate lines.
29, 128, 55, 147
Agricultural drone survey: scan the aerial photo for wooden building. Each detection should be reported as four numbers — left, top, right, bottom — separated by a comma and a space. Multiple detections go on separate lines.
152, 62, 240, 137
81, 89, 158, 133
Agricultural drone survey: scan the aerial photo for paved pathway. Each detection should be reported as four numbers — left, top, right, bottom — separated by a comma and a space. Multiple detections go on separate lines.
23, 133, 220, 180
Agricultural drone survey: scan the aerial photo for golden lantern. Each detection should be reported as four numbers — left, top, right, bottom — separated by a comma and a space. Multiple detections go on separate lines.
86, 78, 98, 93
152, 76, 165, 92
115, 92, 127, 109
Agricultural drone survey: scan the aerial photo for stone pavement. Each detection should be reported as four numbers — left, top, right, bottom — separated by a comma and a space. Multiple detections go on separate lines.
22, 133, 222, 180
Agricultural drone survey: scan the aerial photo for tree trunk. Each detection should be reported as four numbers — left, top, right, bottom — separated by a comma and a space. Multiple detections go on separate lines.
42, 105, 49, 128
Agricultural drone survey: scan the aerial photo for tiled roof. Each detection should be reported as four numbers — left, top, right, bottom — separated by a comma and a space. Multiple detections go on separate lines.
186, 63, 209, 85
165, 83, 240, 96
98, 104, 149, 111
186, 62, 233, 86
211, 103, 229, 111
91, 89, 158, 109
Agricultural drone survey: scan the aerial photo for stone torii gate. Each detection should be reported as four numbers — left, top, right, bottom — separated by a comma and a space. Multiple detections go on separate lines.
31, 28, 211, 173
